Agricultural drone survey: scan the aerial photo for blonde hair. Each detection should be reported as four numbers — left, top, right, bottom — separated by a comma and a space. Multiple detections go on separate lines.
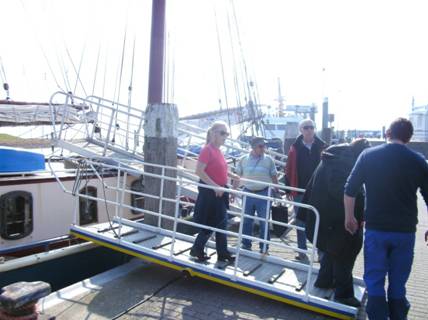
206, 121, 228, 144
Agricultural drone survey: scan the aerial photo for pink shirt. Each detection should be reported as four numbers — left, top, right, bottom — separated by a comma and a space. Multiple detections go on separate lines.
198, 143, 228, 186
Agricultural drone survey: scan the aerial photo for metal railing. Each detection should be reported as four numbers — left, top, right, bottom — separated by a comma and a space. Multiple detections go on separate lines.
48, 91, 287, 169
48, 155, 319, 301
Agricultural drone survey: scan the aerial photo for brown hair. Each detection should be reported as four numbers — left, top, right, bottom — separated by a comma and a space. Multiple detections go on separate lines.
386, 118, 413, 143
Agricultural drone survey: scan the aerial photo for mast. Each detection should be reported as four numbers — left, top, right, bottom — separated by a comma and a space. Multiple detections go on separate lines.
147, 0, 166, 104
143, 0, 178, 230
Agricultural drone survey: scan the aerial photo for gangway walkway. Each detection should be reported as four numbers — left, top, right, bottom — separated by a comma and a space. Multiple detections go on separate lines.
49, 156, 366, 320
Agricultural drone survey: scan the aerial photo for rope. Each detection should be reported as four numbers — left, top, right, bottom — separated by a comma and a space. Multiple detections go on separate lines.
18, 0, 65, 92
111, 273, 184, 320
230, 0, 252, 101
112, 24, 128, 143
57, 49, 72, 94
0, 56, 7, 84
91, 44, 102, 96
213, 3, 232, 136
126, 36, 136, 149
224, 3, 243, 110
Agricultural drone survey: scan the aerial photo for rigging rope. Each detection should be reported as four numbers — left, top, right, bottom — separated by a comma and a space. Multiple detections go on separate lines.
18, 0, 65, 93
126, 36, 136, 150
224, 2, 243, 111
56, 48, 72, 94
111, 24, 129, 143
65, 42, 89, 97
213, 3, 232, 136
91, 44, 102, 96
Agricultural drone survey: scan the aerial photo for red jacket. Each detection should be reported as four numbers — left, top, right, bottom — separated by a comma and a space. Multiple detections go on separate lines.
285, 145, 298, 197
284, 135, 326, 197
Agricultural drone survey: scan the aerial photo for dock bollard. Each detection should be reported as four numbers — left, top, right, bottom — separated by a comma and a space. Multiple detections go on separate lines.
0, 281, 52, 319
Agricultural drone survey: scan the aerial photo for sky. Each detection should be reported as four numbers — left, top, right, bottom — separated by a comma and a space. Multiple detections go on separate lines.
1, 0, 428, 132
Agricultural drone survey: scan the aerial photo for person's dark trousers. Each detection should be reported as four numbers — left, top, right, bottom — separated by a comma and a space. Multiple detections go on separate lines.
364, 229, 415, 320
315, 236, 362, 298
192, 186, 229, 256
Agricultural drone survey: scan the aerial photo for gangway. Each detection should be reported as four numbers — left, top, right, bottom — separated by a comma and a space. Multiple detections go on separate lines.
48, 91, 287, 170
49, 156, 366, 320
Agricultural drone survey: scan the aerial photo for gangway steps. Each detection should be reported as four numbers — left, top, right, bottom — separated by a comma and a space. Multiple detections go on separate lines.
70, 220, 364, 320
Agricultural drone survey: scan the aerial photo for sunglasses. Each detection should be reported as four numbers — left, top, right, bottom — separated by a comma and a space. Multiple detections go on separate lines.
257, 144, 266, 148
303, 125, 314, 130
219, 130, 229, 136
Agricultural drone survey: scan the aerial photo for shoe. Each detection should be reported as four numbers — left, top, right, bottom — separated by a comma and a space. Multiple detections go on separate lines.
314, 279, 335, 289
218, 253, 236, 263
189, 249, 210, 262
259, 248, 269, 255
335, 296, 361, 307
295, 253, 308, 261
241, 244, 252, 251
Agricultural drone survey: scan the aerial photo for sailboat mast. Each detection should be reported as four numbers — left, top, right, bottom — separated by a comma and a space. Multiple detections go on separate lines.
144, 0, 178, 230
147, 0, 166, 104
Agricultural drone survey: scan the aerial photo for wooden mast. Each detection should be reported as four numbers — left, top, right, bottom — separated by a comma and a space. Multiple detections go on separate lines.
143, 0, 178, 229
147, 0, 165, 104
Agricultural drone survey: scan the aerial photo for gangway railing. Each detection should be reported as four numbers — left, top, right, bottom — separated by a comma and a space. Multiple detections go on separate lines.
49, 156, 319, 292
48, 155, 365, 319
49, 91, 286, 169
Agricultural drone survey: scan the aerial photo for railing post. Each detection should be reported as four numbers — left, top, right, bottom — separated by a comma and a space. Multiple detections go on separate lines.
157, 167, 165, 229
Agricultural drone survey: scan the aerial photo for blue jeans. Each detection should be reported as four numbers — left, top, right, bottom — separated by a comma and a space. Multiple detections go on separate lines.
293, 194, 307, 251
242, 188, 270, 252
364, 229, 415, 320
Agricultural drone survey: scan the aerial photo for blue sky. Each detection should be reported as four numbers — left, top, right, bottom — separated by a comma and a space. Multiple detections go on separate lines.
1, 0, 428, 131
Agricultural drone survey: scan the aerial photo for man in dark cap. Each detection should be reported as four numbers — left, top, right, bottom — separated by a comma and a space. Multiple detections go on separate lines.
235, 136, 278, 253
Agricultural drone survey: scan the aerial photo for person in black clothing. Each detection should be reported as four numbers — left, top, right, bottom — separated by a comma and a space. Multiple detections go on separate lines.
301, 138, 370, 307
284, 119, 326, 260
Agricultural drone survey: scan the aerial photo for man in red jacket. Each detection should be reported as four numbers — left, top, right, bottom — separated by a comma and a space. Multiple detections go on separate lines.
285, 119, 326, 260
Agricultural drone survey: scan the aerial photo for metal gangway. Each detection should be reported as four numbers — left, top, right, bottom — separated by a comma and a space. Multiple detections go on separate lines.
48, 156, 366, 320
48, 91, 287, 170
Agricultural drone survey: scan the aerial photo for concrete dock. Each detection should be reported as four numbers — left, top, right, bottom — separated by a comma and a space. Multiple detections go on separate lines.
38, 197, 428, 319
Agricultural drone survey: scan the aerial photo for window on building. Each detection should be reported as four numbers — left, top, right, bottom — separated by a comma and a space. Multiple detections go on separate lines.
130, 178, 144, 215
79, 186, 98, 225
0, 191, 33, 240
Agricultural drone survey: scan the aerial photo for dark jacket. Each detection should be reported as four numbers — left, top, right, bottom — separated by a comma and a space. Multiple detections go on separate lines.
285, 135, 326, 198
300, 143, 365, 256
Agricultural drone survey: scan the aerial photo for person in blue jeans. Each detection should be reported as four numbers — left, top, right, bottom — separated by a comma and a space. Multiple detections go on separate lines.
344, 118, 428, 319
235, 137, 278, 253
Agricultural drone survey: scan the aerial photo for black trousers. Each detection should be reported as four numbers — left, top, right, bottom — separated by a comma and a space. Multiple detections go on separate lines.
316, 230, 363, 298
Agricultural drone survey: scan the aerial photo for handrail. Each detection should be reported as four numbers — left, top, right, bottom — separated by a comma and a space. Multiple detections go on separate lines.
48, 155, 318, 301
49, 91, 287, 169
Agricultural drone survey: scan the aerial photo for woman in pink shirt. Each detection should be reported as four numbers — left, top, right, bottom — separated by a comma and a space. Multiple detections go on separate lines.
190, 121, 239, 263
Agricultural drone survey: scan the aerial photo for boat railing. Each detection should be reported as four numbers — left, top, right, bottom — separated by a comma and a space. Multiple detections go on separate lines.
48, 155, 319, 301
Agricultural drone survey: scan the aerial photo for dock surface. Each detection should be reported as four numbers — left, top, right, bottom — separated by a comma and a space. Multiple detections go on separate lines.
38, 197, 428, 319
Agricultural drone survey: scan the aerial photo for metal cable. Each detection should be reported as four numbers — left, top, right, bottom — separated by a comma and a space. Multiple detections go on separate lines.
18, 0, 65, 92
213, 2, 232, 135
